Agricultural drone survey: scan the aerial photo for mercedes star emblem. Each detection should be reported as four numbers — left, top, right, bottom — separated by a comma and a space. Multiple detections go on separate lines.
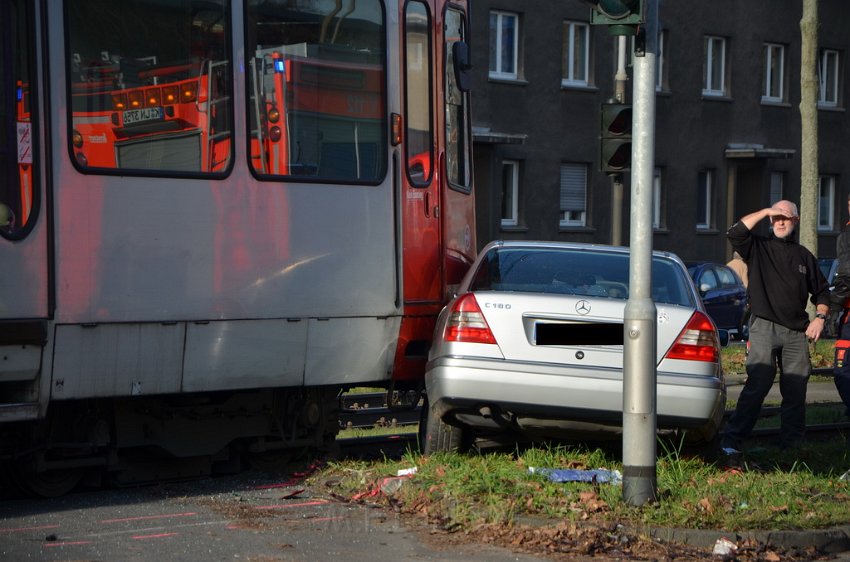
575, 300, 591, 315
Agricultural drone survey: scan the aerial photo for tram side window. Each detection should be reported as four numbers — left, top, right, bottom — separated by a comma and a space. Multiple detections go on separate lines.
404, 1, 433, 187
65, 0, 232, 175
1, 0, 37, 238
444, 8, 471, 193
246, 0, 387, 183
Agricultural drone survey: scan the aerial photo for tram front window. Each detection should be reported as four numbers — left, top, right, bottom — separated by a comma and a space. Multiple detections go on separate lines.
65, 0, 232, 175
246, 0, 387, 182
1, 0, 37, 238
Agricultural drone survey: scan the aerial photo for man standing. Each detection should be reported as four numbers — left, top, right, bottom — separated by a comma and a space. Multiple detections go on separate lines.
722, 200, 830, 452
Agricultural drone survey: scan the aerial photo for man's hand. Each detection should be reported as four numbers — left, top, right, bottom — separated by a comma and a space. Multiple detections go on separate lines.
806, 316, 826, 342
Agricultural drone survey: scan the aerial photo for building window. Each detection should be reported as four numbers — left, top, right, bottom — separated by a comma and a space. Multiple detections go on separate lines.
819, 175, 836, 231
762, 43, 785, 102
562, 21, 589, 87
769, 172, 784, 204
559, 163, 587, 227
818, 49, 840, 107
489, 11, 519, 80
653, 168, 666, 229
702, 35, 726, 96
696, 170, 714, 230
501, 160, 519, 227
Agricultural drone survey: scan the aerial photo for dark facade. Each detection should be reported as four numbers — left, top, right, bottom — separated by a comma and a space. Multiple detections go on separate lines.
470, 1, 850, 263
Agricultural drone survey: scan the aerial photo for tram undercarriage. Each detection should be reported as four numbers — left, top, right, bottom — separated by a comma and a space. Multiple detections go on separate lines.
0, 386, 341, 497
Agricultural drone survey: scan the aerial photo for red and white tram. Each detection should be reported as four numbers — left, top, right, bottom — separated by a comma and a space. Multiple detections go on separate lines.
0, 0, 475, 495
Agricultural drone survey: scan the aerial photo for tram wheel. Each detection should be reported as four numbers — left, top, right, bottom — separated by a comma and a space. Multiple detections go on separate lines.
4, 463, 85, 498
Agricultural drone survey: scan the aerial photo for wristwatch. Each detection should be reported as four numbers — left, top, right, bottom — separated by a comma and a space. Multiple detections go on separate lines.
815, 313, 827, 320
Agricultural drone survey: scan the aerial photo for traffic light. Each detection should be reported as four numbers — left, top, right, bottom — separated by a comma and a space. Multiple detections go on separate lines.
600, 103, 632, 173
583, 0, 644, 35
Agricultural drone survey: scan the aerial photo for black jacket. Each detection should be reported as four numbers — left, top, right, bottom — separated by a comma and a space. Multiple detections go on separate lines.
727, 220, 829, 331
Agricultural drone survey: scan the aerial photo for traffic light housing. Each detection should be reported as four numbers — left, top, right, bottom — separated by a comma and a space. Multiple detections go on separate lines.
583, 0, 644, 35
600, 103, 632, 174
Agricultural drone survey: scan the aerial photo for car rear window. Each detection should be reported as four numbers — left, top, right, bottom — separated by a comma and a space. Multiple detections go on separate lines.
469, 247, 695, 306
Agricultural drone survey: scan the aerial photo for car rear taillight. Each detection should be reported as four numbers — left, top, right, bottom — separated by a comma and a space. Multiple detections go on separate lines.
444, 293, 497, 344
664, 311, 720, 363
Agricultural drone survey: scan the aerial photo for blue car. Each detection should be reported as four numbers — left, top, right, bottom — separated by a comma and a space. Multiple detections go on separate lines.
687, 262, 749, 339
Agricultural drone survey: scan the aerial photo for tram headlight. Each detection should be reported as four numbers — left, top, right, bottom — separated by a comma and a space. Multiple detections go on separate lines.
128, 90, 144, 109
267, 107, 280, 123
269, 126, 282, 142
72, 129, 84, 149
112, 93, 128, 110
145, 88, 161, 107
75, 152, 88, 167
181, 82, 198, 103
162, 85, 179, 104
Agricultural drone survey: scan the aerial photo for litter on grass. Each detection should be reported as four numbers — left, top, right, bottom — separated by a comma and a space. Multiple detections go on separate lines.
712, 537, 738, 556
528, 467, 623, 485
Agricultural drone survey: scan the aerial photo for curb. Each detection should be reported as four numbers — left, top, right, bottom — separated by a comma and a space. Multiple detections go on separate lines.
639, 524, 850, 554
514, 516, 850, 555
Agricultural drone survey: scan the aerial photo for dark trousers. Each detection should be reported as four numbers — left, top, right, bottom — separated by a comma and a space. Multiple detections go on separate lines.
722, 316, 810, 450
834, 310, 850, 418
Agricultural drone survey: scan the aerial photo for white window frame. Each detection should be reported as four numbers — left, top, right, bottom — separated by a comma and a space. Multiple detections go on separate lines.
500, 160, 519, 227
559, 163, 587, 227
702, 35, 726, 96
696, 170, 713, 230
769, 172, 784, 204
818, 175, 836, 231
762, 43, 785, 102
818, 48, 840, 107
562, 21, 589, 87
489, 11, 519, 80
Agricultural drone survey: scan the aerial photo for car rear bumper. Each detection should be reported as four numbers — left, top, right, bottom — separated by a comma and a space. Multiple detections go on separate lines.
425, 356, 726, 437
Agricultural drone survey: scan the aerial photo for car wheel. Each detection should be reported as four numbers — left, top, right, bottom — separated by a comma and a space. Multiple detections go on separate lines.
419, 395, 467, 454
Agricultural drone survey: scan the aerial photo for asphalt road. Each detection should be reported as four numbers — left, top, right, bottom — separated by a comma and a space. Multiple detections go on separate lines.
0, 470, 545, 562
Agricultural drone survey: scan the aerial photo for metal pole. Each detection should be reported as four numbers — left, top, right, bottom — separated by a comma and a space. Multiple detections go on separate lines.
622, 0, 658, 506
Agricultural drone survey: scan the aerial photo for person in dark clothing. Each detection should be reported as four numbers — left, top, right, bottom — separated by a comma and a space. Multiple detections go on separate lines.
830, 195, 850, 421
721, 200, 831, 452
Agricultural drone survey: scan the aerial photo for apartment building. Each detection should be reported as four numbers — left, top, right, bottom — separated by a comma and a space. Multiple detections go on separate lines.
470, 1, 850, 262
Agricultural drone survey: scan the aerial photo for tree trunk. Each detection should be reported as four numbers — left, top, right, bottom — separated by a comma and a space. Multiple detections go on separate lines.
799, 0, 818, 261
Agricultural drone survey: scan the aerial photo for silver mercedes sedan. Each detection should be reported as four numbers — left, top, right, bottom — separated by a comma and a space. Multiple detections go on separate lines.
421, 241, 727, 453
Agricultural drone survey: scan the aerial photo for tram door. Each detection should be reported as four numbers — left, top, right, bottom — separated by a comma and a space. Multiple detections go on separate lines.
401, 0, 442, 306
0, 0, 50, 323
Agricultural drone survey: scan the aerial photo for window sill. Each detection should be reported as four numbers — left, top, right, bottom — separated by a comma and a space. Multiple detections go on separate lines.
701, 94, 733, 103
500, 225, 528, 233
558, 226, 596, 233
560, 83, 598, 93
818, 104, 845, 112
695, 228, 721, 235
760, 99, 791, 108
488, 76, 528, 86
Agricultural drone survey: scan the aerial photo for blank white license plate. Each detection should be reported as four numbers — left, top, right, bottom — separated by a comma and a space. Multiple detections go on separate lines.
123, 107, 163, 125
